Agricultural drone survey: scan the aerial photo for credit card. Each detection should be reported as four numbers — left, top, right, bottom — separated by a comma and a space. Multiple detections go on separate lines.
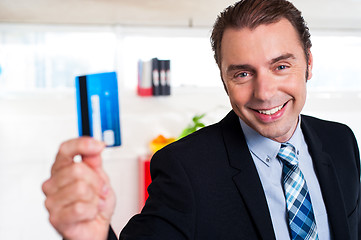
75, 72, 121, 147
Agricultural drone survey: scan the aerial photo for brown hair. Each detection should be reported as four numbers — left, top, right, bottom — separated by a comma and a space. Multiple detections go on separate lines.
211, 0, 312, 69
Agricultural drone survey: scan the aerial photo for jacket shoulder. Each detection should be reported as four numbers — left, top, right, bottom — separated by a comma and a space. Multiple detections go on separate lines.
301, 114, 359, 164
301, 114, 355, 138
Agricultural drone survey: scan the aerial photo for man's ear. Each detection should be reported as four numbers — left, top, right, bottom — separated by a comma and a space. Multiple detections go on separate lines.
307, 50, 313, 81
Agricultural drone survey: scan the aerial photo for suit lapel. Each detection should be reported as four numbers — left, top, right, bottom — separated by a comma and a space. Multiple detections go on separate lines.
301, 116, 350, 240
220, 111, 276, 240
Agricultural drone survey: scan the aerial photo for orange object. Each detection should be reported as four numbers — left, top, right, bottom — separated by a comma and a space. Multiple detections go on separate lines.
149, 134, 175, 153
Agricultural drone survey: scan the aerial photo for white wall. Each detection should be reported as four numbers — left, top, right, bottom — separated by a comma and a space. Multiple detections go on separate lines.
0, 87, 360, 239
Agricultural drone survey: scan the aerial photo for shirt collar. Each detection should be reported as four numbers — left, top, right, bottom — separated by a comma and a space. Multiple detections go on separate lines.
286, 116, 302, 157
239, 116, 302, 166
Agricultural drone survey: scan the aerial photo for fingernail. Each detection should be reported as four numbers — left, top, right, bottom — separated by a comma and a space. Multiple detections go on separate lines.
97, 140, 106, 147
98, 198, 106, 210
102, 184, 109, 196
91, 140, 104, 150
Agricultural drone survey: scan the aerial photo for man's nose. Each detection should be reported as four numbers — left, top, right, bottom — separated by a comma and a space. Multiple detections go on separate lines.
253, 71, 277, 101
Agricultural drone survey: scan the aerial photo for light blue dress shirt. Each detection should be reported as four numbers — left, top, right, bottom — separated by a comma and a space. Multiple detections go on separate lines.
239, 117, 331, 240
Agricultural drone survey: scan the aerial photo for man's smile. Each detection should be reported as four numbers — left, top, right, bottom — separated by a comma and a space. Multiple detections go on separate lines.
255, 102, 287, 116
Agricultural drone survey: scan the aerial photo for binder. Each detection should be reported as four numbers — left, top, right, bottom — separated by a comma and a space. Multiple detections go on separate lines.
151, 58, 161, 96
137, 60, 153, 96
164, 60, 171, 96
159, 60, 167, 96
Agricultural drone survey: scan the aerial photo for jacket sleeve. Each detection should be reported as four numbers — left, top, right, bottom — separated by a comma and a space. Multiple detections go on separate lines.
108, 226, 118, 240
354, 134, 361, 240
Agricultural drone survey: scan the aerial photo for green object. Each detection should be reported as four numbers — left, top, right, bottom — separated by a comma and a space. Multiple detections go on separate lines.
178, 114, 206, 139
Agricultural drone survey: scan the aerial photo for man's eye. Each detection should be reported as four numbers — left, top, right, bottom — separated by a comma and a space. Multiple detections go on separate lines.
277, 65, 287, 70
237, 72, 249, 78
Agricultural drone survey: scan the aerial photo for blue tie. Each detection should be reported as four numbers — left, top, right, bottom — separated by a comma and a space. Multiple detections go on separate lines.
277, 143, 319, 240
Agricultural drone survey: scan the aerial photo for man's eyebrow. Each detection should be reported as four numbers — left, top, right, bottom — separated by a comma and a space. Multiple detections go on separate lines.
226, 64, 254, 75
270, 53, 296, 64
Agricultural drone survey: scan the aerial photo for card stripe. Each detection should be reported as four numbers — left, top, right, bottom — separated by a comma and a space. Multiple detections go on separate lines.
78, 75, 91, 136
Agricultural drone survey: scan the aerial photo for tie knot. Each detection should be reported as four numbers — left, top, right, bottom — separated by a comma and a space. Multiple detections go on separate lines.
278, 143, 298, 166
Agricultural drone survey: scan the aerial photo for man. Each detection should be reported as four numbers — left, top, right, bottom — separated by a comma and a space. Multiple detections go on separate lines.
42, 0, 361, 239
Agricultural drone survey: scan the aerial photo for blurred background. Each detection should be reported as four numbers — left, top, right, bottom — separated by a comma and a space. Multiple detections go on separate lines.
0, 0, 361, 239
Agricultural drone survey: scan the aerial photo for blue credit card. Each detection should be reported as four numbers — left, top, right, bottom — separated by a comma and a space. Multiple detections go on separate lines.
75, 72, 121, 147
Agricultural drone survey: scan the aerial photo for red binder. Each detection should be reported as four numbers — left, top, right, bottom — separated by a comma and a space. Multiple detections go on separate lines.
139, 155, 152, 211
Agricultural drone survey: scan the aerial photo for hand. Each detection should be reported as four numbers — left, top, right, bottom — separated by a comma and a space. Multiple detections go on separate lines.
42, 137, 116, 240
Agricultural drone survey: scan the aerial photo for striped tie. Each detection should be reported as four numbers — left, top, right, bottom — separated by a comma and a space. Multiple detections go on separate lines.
277, 143, 319, 240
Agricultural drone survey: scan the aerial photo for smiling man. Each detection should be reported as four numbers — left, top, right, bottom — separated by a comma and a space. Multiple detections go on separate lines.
220, 18, 310, 143
42, 0, 361, 239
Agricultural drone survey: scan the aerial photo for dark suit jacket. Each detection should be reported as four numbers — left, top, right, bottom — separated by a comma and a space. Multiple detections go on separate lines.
111, 111, 360, 240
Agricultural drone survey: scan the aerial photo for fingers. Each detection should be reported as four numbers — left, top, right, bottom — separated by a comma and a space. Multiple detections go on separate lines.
98, 181, 116, 222
52, 137, 105, 175
48, 199, 99, 230
43, 162, 104, 197
45, 180, 97, 214
44, 178, 113, 226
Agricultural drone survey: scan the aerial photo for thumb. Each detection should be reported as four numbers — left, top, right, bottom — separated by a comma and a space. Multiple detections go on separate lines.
52, 137, 105, 175
80, 138, 106, 170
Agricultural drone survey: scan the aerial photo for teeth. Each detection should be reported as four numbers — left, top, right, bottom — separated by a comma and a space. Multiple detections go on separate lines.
258, 105, 283, 115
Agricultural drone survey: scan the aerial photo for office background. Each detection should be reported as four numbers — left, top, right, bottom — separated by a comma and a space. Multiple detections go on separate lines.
0, 0, 361, 239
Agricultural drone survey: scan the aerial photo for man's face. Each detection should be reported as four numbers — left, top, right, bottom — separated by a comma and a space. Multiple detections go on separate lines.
220, 18, 313, 143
